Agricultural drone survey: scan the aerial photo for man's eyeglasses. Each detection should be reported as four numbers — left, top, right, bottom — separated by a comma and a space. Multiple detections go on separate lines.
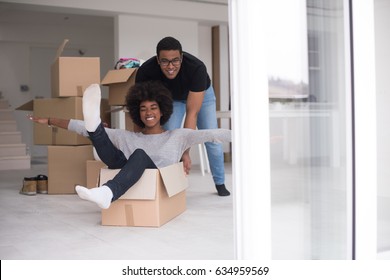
159, 57, 182, 67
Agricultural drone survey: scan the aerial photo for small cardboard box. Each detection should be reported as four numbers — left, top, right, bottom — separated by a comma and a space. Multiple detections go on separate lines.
16, 97, 110, 145
86, 159, 107, 189
100, 162, 188, 227
48, 145, 94, 194
101, 68, 138, 105
51, 39, 100, 97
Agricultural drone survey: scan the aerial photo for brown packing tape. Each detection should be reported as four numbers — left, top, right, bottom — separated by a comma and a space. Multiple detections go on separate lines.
54, 39, 69, 63
51, 127, 57, 145
125, 204, 135, 226
77, 85, 88, 96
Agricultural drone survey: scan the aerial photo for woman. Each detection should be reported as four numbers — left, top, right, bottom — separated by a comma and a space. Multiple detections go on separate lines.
30, 81, 231, 209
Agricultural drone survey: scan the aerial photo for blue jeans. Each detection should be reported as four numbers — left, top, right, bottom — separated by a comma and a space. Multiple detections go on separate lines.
88, 123, 157, 201
163, 86, 225, 185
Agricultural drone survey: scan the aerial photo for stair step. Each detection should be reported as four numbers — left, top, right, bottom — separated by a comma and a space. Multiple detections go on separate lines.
0, 99, 10, 109
0, 155, 31, 170
0, 132, 22, 144
0, 143, 27, 157
0, 120, 18, 132
0, 109, 14, 121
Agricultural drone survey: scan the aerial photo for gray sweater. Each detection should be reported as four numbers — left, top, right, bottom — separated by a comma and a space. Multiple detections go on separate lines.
68, 119, 231, 168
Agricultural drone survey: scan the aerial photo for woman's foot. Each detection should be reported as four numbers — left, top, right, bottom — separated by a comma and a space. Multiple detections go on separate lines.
83, 84, 101, 132
75, 185, 113, 209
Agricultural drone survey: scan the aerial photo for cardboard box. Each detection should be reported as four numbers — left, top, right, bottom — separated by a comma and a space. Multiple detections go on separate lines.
100, 162, 188, 227
16, 97, 111, 145
86, 159, 107, 189
48, 145, 94, 194
34, 97, 90, 145
101, 68, 137, 105
51, 39, 100, 97
100, 98, 112, 127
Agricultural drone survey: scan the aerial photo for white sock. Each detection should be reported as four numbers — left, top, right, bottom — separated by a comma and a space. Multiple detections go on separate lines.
83, 84, 101, 132
75, 185, 113, 209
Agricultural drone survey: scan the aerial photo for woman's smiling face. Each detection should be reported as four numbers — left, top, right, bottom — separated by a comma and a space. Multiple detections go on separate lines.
139, 100, 162, 128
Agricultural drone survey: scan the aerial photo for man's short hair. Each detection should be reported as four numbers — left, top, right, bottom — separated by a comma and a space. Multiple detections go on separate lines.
156, 36, 182, 57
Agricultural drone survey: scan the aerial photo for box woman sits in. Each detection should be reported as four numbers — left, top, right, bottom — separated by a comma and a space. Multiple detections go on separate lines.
29, 81, 231, 209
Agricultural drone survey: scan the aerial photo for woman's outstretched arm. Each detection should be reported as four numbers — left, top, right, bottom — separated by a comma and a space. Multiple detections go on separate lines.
28, 115, 70, 130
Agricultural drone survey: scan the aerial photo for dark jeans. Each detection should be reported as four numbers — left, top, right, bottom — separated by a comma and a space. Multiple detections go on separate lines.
87, 123, 157, 201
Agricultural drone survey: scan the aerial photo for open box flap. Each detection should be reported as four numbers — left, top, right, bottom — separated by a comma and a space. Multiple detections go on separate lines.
159, 162, 188, 197
101, 68, 137, 85
54, 39, 69, 62
15, 100, 34, 111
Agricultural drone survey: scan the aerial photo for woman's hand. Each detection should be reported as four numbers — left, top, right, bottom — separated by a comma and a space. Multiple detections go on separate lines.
27, 115, 70, 129
27, 115, 49, 125
181, 150, 192, 175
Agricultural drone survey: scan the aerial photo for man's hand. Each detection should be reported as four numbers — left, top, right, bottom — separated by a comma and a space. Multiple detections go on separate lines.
181, 150, 192, 175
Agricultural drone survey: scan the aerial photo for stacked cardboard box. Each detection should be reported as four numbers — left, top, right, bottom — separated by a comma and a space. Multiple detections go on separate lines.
86, 159, 107, 189
47, 39, 103, 194
101, 68, 137, 106
17, 39, 104, 194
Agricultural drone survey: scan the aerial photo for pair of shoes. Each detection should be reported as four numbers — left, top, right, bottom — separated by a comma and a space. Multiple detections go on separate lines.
19, 175, 48, 195
216, 184, 230, 196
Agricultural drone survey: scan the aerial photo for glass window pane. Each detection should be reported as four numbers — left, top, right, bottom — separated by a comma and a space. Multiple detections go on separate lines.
269, 0, 351, 259
375, 0, 390, 260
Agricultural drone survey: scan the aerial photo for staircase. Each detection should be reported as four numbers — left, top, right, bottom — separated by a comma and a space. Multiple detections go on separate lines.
0, 97, 31, 170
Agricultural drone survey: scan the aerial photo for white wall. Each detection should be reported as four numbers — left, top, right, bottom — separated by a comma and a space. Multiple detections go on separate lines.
375, 0, 390, 197
115, 14, 200, 60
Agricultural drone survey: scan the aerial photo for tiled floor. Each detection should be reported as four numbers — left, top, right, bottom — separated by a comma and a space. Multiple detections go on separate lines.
0, 158, 234, 260
2, 157, 389, 260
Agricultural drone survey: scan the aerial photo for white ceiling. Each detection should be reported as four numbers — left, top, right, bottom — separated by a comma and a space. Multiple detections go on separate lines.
0, 1, 228, 26
0, 2, 113, 26
176, 0, 228, 5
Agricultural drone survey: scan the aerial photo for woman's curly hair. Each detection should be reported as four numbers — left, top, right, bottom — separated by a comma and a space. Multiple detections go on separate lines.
126, 80, 173, 128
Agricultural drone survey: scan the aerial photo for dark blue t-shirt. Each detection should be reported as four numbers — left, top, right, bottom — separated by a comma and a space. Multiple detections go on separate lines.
135, 52, 211, 101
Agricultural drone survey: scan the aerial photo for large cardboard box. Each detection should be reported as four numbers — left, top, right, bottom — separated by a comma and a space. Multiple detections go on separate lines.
101, 68, 138, 105
51, 39, 100, 97
48, 145, 94, 194
16, 97, 110, 145
100, 162, 188, 227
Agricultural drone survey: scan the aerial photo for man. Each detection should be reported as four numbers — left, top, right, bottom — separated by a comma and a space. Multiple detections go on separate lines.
135, 36, 230, 196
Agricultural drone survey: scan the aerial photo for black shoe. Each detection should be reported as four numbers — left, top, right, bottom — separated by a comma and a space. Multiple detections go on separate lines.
36, 174, 48, 194
216, 184, 230, 196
